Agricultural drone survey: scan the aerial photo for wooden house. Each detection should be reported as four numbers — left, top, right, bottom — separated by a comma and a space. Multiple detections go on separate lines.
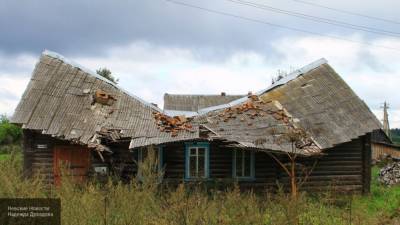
12, 51, 385, 193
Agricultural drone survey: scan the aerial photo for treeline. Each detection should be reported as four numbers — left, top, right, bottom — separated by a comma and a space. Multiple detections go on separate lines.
391, 128, 400, 145
0, 115, 22, 145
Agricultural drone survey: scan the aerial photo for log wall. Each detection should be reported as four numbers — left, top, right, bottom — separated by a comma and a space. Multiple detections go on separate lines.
23, 129, 371, 193
160, 137, 370, 194
276, 136, 369, 193
23, 130, 56, 184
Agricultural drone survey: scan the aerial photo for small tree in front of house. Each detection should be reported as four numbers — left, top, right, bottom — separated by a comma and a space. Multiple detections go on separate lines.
268, 127, 320, 199
96, 68, 119, 84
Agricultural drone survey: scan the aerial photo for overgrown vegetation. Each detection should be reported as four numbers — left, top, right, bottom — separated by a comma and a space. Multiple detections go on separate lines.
0, 147, 399, 225
0, 115, 22, 156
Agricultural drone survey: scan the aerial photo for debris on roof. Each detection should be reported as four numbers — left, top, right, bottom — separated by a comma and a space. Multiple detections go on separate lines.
201, 96, 321, 155
88, 134, 112, 162
215, 94, 290, 125
97, 127, 122, 142
153, 112, 195, 137
94, 89, 116, 106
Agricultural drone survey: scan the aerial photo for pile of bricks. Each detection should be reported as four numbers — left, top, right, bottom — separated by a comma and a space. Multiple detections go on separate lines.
153, 112, 194, 137
94, 89, 116, 106
216, 95, 290, 125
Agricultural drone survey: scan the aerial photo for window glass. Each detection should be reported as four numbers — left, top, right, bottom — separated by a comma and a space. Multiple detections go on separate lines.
234, 150, 253, 178
187, 146, 207, 178
198, 151, 205, 178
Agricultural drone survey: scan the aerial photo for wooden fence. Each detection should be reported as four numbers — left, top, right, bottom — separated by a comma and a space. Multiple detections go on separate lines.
372, 142, 400, 160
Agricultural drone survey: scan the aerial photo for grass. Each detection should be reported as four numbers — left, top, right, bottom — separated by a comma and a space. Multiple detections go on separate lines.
0, 148, 399, 225
0, 153, 10, 161
0, 144, 20, 161
352, 167, 400, 222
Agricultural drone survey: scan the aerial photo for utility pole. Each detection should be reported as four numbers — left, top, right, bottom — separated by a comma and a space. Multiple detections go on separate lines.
382, 101, 391, 139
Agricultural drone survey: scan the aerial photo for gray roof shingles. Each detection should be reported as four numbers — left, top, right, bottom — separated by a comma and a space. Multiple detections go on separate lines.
12, 51, 382, 154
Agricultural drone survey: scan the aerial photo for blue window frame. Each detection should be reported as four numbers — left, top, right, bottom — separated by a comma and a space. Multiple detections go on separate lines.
185, 142, 210, 179
232, 149, 255, 180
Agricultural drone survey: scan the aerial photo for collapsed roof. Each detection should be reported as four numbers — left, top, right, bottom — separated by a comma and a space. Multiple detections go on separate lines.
11, 51, 199, 151
12, 51, 382, 155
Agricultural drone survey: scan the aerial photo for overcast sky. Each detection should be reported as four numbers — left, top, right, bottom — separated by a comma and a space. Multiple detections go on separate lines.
1, 0, 399, 127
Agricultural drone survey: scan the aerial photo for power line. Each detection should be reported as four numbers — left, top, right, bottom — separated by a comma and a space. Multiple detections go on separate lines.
292, 0, 400, 25
164, 0, 400, 52
226, 0, 400, 38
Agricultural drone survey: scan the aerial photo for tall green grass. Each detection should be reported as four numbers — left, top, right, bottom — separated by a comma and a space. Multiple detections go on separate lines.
0, 149, 398, 225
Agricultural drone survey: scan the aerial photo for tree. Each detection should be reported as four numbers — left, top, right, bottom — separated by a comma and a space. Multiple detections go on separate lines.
391, 128, 400, 145
96, 68, 119, 84
0, 115, 22, 144
268, 127, 319, 199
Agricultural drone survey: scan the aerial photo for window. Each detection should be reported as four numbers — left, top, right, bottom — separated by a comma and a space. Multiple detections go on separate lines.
135, 146, 164, 179
233, 149, 255, 179
185, 143, 209, 179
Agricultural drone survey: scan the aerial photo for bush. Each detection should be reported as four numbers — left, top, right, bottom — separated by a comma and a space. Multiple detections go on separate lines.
0, 115, 22, 145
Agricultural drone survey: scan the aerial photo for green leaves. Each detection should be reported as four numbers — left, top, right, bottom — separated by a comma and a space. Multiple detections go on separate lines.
96, 68, 119, 84
0, 115, 22, 145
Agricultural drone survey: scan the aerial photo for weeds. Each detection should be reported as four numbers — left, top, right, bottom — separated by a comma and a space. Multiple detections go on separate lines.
0, 149, 399, 225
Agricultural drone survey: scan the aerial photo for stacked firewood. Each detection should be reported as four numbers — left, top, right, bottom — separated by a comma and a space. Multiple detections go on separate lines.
153, 112, 194, 137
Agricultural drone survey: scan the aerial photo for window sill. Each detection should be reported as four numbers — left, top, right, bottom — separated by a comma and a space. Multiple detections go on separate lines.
184, 178, 212, 182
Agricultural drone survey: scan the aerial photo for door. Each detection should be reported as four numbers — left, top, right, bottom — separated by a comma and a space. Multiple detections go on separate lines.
53, 145, 91, 186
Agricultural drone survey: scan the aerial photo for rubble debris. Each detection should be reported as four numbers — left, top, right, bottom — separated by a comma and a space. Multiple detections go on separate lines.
215, 94, 291, 125
97, 127, 122, 142
210, 94, 319, 153
88, 131, 116, 162
94, 89, 116, 106
153, 112, 195, 137
379, 159, 400, 186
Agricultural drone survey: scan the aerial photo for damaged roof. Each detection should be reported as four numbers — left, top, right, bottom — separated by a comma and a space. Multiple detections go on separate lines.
12, 51, 382, 155
190, 62, 382, 152
11, 51, 199, 149
258, 63, 382, 149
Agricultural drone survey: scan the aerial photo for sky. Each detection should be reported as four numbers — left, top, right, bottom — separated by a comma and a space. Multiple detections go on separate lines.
0, 0, 399, 128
